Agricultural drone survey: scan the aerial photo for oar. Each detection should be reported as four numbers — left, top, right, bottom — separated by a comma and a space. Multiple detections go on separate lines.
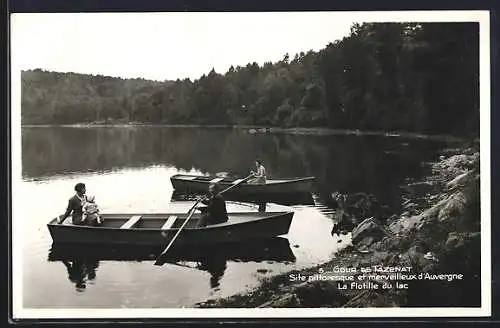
154, 173, 253, 266
214, 173, 254, 195
154, 200, 200, 265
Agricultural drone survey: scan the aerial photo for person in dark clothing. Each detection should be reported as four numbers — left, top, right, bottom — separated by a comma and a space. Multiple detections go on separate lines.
57, 182, 88, 225
196, 183, 229, 227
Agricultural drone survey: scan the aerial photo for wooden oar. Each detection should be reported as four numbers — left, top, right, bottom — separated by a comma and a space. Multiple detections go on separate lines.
154, 173, 254, 265
213, 173, 254, 195
154, 200, 200, 265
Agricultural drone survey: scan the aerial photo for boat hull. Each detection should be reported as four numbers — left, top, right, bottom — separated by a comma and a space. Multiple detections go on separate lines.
170, 175, 315, 194
47, 212, 294, 246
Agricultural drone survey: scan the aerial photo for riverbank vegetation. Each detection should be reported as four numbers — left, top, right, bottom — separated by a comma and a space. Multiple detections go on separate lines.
197, 143, 481, 308
22, 22, 478, 137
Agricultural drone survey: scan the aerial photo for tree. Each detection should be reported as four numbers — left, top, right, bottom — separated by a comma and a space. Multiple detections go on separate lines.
21, 22, 479, 137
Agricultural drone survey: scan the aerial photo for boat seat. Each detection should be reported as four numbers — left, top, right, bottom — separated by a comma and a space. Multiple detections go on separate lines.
209, 177, 224, 183
232, 178, 244, 184
179, 176, 197, 180
161, 216, 177, 230
120, 215, 142, 229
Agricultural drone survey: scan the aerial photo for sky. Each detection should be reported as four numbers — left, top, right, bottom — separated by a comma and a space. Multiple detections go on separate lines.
11, 12, 357, 81
11, 11, 488, 82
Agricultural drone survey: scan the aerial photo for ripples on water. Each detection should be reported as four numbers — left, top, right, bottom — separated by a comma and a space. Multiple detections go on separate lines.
19, 127, 452, 308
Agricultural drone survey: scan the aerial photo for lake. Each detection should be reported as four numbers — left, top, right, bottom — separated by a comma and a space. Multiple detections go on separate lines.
19, 126, 453, 308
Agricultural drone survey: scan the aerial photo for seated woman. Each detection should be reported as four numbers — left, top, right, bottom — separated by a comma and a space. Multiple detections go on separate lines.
57, 182, 87, 225
248, 159, 267, 184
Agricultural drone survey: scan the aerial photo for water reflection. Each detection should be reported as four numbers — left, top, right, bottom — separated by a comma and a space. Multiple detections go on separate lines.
171, 190, 315, 208
22, 127, 450, 212
196, 255, 227, 288
48, 237, 296, 291
61, 259, 99, 292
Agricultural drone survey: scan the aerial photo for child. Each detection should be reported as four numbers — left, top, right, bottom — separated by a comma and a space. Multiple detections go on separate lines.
82, 195, 103, 226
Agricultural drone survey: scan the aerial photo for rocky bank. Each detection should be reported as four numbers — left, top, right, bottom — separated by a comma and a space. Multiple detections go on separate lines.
197, 142, 481, 308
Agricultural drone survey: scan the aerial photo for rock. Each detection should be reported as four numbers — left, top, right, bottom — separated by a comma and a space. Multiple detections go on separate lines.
402, 181, 437, 195
351, 217, 386, 245
423, 252, 439, 261
390, 194, 453, 234
386, 214, 399, 224
389, 214, 424, 234
436, 154, 476, 180
294, 281, 347, 307
441, 154, 469, 169
438, 193, 467, 223
367, 251, 391, 264
356, 236, 375, 248
381, 235, 411, 251
331, 214, 356, 235
402, 199, 412, 206
446, 171, 474, 191
444, 232, 481, 252
403, 203, 417, 210
444, 232, 461, 250
259, 294, 300, 308
399, 245, 427, 269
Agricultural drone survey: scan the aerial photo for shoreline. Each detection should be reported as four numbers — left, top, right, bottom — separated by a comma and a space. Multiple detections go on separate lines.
21, 124, 467, 142
196, 143, 481, 308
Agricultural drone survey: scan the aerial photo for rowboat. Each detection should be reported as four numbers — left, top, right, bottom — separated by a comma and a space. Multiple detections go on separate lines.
170, 174, 315, 194
47, 211, 294, 246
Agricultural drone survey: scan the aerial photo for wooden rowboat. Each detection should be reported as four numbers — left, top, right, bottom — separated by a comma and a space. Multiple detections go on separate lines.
47, 211, 294, 246
170, 174, 315, 194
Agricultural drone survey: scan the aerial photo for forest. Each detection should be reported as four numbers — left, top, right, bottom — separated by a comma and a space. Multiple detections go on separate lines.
21, 22, 479, 137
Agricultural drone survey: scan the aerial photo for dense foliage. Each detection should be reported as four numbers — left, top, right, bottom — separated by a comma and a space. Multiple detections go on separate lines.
21, 22, 479, 136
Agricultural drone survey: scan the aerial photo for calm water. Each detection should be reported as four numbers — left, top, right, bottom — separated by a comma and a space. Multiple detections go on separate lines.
20, 126, 452, 308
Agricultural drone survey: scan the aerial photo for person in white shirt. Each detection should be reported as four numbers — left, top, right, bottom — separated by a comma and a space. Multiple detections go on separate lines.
249, 159, 267, 184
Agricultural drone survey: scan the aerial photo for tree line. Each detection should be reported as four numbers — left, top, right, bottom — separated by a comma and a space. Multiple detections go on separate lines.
21, 22, 479, 137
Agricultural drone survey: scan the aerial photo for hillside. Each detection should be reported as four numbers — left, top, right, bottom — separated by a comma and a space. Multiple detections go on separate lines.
21, 22, 479, 137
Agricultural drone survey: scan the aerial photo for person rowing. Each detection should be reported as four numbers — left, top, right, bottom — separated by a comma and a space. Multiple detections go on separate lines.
195, 183, 229, 227
154, 174, 253, 265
